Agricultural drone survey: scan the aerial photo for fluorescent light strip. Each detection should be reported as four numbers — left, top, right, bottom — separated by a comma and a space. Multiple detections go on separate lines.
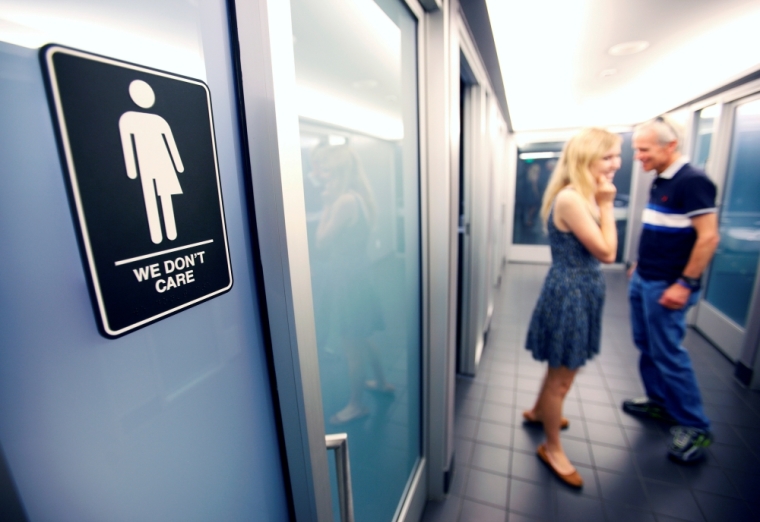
297, 85, 404, 141
519, 152, 561, 160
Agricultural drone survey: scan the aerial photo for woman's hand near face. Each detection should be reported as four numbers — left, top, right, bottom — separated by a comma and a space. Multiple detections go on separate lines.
555, 187, 618, 264
595, 175, 617, 207
320, 176, 341, 205
316, 193, 359, 248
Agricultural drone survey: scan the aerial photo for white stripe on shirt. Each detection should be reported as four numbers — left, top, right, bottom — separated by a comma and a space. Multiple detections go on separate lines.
642, 208, 692, 229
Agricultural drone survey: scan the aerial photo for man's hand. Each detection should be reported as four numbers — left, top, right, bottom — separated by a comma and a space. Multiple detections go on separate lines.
659, 283, 690, 310
627, 262, 637, 279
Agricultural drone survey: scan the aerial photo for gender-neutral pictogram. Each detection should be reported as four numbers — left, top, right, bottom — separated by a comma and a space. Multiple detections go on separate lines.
120, 79, 185, 244
41, 45, 233, 338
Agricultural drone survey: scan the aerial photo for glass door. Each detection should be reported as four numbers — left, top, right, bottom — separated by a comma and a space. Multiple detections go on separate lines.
289, 0, 422, 520
695, 96, 760, 361
511, 144, 562, 251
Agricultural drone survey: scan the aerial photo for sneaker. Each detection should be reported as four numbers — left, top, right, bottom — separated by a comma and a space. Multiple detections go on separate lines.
668, 426, 712, 463
622, 397, 675, 422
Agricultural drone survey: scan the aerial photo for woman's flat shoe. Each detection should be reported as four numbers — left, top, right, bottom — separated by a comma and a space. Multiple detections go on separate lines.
330, 406, 370, 425
522, 411, 569, 430
537, 444, 583, 488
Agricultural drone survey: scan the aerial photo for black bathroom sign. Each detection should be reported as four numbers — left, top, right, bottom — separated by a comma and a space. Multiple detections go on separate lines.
42, 45, 233, 338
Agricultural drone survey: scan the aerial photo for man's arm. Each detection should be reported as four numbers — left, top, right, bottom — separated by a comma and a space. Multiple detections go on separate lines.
682, 213, 720, 278
658, 212, 720, 310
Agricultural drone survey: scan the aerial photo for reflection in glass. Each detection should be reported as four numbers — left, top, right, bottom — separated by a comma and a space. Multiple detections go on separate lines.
312, 144, 389, 423
693, 104, 717, 171
704, 99, 760, 327
512, 146, 562, 245
291, 1, 420, 521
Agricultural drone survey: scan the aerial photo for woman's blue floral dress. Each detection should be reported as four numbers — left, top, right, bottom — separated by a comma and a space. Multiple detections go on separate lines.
525, 207, 605, 369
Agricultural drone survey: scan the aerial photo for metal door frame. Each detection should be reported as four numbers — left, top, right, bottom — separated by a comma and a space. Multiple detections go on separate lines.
454, 4, 505, 376
457, 82, 483, 375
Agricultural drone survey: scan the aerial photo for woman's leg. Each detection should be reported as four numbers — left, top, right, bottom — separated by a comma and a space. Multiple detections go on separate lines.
331, 337, 368, 423
541, 366, 578, 474
365, 340, 393, 392
344, 337, 365, 408
525, 369, 550, 420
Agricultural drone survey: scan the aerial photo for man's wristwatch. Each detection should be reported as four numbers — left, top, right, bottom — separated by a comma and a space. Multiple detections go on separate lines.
677, 275, 700, 291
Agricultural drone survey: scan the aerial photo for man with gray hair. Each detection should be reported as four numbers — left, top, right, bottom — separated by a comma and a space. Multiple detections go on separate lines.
623, 115, 720, 463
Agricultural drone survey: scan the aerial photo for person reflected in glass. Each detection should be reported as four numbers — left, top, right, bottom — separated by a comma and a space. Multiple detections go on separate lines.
522, 128, 621, 488
524, 162, 542, 228
312, 144, 391, 425
543, 158, 557, 196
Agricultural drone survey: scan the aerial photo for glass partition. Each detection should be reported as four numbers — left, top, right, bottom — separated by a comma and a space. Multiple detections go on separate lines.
512, 143, 563, 246
693, 104, 718, 171
513, 135, 633, 262
614, 132, 635, 261
290, 1, 421, 520
704, 98, 760, 327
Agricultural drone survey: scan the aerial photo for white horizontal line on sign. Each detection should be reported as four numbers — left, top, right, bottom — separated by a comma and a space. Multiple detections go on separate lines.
114, 239, 214, 266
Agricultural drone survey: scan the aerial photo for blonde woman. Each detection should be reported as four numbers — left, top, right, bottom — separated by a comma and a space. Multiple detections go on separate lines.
522, 128, 621, 488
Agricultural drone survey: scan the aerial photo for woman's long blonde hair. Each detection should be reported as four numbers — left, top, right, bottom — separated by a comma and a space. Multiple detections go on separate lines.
311, 144, 377, 225
540, 128, 621, 225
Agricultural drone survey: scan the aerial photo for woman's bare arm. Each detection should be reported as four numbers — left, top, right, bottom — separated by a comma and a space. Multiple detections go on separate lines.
554, 183, 617, 263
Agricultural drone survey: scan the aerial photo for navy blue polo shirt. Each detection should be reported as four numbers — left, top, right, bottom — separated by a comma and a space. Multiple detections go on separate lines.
637, 159, 717, 284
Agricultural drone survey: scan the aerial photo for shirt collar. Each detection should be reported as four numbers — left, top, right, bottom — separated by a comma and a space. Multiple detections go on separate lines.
657, 156, 688, 180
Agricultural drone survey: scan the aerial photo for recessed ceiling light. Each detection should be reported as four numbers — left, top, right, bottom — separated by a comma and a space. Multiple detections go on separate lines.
608, 40, 649, 56
600, 68, 617, 77
352, 79, 379, 90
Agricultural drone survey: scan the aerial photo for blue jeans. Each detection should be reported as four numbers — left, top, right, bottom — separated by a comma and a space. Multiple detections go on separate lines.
629, 270, 710, 430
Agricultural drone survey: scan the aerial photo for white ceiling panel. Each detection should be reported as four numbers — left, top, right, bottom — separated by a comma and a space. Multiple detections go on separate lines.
486, 0, 760, 131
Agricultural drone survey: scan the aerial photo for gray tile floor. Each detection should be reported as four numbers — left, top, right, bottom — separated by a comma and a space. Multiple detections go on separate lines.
421, 263, 760, 522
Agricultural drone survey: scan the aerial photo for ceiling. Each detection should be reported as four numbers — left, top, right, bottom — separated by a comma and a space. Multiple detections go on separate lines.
4, 0, 759, 138
485, 0, 760, 132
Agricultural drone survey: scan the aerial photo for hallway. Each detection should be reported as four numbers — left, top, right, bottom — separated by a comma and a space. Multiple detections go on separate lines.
422, 263, 760, 522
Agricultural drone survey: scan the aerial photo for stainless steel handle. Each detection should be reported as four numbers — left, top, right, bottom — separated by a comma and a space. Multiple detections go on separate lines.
325, 433, 354, 522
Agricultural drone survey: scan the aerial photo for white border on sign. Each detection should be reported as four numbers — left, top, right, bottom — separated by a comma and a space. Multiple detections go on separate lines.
43, 45, 234, 337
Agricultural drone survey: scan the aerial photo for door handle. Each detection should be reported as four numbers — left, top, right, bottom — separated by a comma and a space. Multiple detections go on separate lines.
325, 433, 354, 522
